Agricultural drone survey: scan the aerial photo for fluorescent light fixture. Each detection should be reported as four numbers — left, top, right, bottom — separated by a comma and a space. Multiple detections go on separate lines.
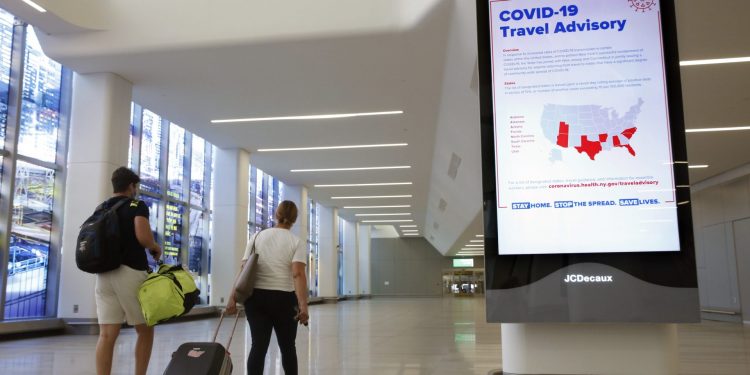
458, 252, 483, 255
400, 225, 418, 228
343, 205, 411, 209
475, 235, 484, 238
404, 233, 420, 236
676, 185, 691, 188
355, 213, 411, 217
464, 244, 484, 247
688, 165, 709, 169
259, 143, 407, 152
402, 230, 419, 232
332, 195, 413, 200
681, 56, 750, 66
677, 201, 691, 206
212, 110, 404, 124
461, 248, 484, 251
292, 166, 410, 173
315, 182, 413, 187
361, 219, 414, 223
22, 0, 47, 12
469, 240, 484, 243
686, 126, 750, 133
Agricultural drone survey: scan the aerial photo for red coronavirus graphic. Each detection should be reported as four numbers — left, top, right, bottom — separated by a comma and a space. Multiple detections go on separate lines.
629, 0, 656, 12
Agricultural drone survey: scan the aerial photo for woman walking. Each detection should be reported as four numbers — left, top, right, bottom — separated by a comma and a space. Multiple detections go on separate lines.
227, 200, 309, 374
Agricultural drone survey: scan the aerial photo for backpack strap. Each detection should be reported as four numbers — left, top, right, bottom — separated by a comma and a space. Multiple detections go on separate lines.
108, 197, 133, 213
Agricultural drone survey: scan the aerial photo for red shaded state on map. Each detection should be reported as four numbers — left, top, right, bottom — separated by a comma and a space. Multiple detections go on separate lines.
621, 127, 637, 139
574, 135, 603, 160
556, 121, 569, 148
613, 136, 637, 156
599, 133, 608, 142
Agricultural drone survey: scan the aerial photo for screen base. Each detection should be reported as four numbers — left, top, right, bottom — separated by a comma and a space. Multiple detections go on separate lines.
500, 323, 679, 374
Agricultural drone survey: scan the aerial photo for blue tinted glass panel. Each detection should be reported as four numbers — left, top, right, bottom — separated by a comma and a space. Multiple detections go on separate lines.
190, 135, 205, 207
254, 168, 265, 232
163, 202, 183, 265
140, 110, 161, 194
188, 208, 204, 275
266, 176, 276, 228
140, 195, 161, 269
128, 103, 135, 169
167, 123, 185, 201
4, 161, 54, 319
188, 208, 205, 301
18, 27, 62, 163
0, 9, 14, 146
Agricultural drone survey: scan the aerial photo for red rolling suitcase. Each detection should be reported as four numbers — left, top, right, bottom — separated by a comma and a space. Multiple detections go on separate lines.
163, 311, 241, 375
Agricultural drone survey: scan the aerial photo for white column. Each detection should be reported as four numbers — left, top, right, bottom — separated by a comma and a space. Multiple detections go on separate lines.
209, 148, 249, 306
342, 219, 359, 296
357, 224, 371, 295
502, 324, 678, 374
58, 73, 132, 322
317, 206, 339, 298
281, 184, 308, 241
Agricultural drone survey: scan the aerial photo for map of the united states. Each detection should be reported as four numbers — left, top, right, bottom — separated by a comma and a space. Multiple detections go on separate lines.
541, 99, 644, 161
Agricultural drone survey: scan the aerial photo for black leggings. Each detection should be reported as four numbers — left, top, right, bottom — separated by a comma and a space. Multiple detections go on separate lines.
243, 289, 299, 375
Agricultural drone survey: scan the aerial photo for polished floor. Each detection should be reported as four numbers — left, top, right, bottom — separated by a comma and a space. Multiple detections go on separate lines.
0, 298, 749, 374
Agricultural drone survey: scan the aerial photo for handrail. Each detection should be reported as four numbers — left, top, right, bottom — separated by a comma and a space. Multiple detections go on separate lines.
8, 255, 48, 276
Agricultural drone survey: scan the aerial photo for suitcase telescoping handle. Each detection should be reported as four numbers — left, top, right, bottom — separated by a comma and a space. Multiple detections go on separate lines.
212, 310, 242, 349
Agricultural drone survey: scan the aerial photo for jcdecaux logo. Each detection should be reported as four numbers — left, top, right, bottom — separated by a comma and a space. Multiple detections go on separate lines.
564, 274, 614, 283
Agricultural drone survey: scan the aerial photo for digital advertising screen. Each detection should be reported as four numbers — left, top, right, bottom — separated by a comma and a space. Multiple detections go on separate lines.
488, 0, 680, 255
477, 0, 700, 323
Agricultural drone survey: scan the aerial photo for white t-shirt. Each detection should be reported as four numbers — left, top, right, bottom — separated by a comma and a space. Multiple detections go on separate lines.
242, 228, 307, 292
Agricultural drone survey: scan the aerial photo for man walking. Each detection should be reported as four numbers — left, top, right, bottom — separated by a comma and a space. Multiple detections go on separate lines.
95, 167, 162, 375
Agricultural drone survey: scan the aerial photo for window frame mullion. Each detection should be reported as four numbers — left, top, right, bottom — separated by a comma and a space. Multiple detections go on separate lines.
0, 19, 28, 320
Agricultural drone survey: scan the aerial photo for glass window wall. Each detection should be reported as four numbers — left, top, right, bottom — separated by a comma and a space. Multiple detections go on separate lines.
128, 103, 214, 304
1, 18, 71, 320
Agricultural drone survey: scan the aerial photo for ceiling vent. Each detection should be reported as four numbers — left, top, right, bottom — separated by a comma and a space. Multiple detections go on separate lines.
438, 198, 448, 212
448, 153, 462, 180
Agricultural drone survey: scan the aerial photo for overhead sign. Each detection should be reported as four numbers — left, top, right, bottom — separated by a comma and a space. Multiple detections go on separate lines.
489, 0, 680, 255
453, 258, 475, 268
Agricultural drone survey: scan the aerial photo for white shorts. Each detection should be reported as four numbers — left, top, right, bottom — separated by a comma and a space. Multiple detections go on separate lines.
95, 265, 148, 326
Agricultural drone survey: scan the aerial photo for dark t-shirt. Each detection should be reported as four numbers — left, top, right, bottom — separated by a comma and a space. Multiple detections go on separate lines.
103, 196, 150, 271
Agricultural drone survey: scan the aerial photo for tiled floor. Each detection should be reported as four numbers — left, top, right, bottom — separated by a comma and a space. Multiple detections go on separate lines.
0, 298, 749, 374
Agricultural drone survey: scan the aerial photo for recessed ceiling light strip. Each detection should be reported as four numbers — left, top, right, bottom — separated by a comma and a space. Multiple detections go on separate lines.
259, 143, 407, 152
680, 56, 750, 66
686, 126, 750, 133
316, 182, 413, 187
212, 110, 404, 124
292, 166, 410, 172
332, 195, 413, 200
688, 165, 709, 169
23, 0, 47, 12
355, 213, 412, 217
361, 219, 414, 223
343, 205, 411, 209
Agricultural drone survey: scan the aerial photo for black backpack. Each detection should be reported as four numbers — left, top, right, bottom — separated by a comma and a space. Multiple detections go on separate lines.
76, 198, 131, 274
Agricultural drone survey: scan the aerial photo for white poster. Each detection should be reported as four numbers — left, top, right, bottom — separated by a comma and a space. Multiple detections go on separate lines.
489, 0, 681, 255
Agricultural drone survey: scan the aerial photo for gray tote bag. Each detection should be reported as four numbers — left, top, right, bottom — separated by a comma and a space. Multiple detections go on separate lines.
233, 230, 263, 303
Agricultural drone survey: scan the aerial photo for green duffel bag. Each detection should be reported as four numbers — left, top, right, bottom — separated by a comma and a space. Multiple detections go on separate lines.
138, 263, 200, 326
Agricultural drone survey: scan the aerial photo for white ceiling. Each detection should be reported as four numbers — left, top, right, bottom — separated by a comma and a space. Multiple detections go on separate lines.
4, 0, 750, 256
